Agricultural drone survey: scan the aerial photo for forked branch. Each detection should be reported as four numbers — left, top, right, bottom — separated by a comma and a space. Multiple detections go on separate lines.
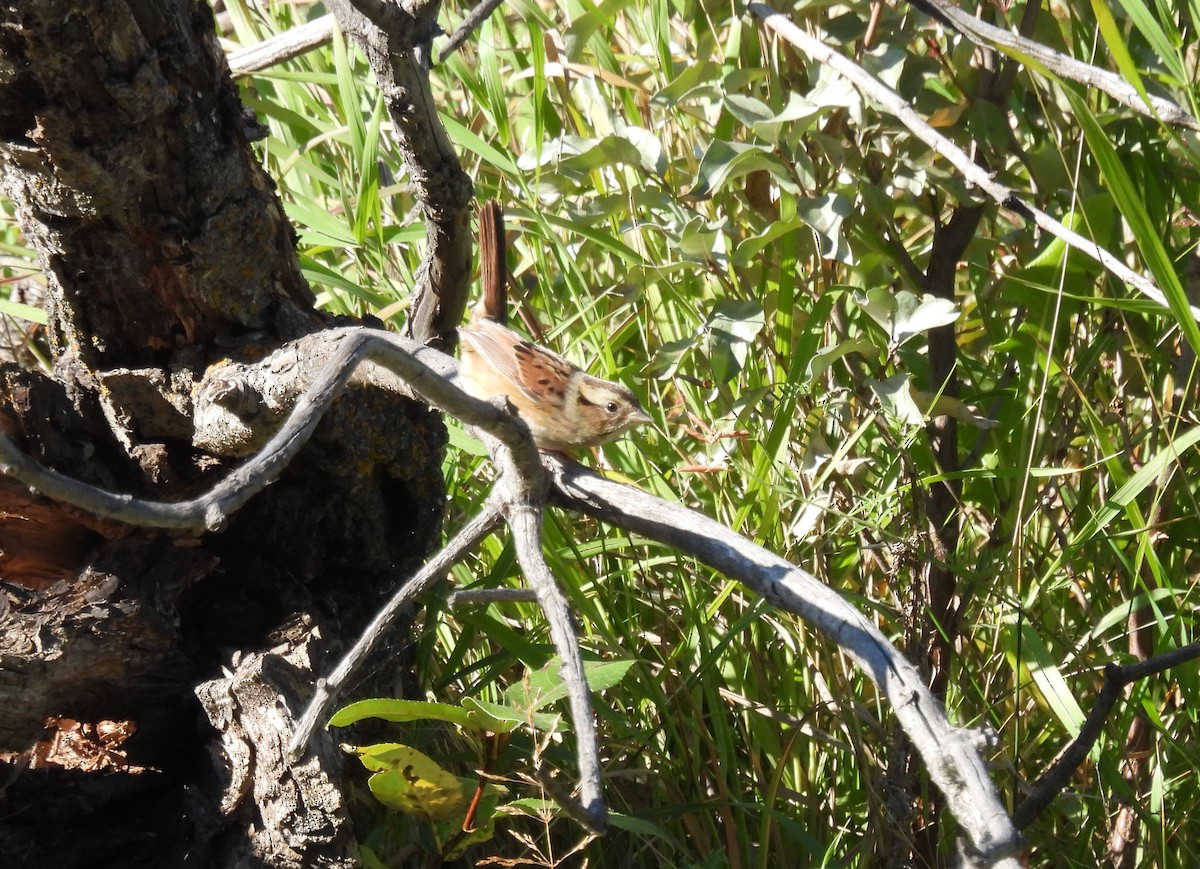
1013, 640, 1200, 829
0, 322, 1019, 858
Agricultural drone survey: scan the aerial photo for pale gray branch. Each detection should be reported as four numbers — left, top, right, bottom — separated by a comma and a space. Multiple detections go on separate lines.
507, 504, 607, 833
913, 0, 1198, 131
748, 4, 1200, 324
545, 456, 1023, 867
326, 0, 473, 349
226, 14, 336, 75
0, 328, 540, 530
288, 492, 506, 758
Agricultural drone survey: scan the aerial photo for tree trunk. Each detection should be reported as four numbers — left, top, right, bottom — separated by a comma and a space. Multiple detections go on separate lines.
0, 3, 445, 866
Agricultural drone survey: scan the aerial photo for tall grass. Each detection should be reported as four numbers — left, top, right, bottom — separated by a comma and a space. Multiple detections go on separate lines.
28, 0, 1182, 864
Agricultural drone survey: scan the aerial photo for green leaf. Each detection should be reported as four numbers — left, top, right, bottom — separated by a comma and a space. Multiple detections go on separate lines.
300, 259, 387, 306
441, 114, 520, 176
1015, 623, 1088, 741
616, 125, 667, 175
1048, 425, 1200, 578
504, 658, 638, 713
701, 300, 766, 382
0, 297, 47, 325
458, 697, 526, 733
608, 811, 676, 840
438, 786, 504, 858
733, 216, 808, 269
285, 200, 358, 247
868, 373, 925, 427
329, 698, 478, 730
796, 193, 854, 264
354, 743, 470, 821
518, 134, 648, 175
806, 338, 878, 383
856, 288, 959, 346
687, 140, 798, 200
671, 215, 724, 258
1111, 0, 1187, 82
1090, 0, 1154, 112
862, 43, 907, 90
723, 91, 823, 144
652, 61, 724, 107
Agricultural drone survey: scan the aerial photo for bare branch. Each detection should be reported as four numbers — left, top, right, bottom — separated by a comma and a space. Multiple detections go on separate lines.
545, 456, 1024, 866
0, 328, 540, 530
507, 503, 607, 833
910, 0, 1199, 131
1013, 640, 1200, 829
288, 493, 506, 758
438, 0, 507, 62
748, 4, 1200, 323
326, 0, 473, 350
227, 14, 336, 75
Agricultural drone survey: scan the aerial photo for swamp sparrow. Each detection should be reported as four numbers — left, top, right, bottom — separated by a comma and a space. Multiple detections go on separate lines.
457, 204, 651, 452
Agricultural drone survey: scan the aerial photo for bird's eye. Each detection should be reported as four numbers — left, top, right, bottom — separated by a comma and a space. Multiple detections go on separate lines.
605, 401, 619, 414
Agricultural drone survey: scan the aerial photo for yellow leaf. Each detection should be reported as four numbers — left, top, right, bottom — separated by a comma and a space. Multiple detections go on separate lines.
356, 744, 470, 822
927, 103, 966, 128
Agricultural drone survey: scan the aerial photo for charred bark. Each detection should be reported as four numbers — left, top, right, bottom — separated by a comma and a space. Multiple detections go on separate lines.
0, 2, 445, 866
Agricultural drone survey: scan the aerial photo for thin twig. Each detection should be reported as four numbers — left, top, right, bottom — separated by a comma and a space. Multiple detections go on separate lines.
910, 0, 1199, 131
288, 493, 506, 758
438, 0, 507, 62
448, 587, 539, 605
1013, 639, 1200, 829
747, 4, 1200, 323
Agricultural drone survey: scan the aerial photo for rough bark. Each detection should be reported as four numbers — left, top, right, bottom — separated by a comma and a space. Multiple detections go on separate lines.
325, 0, 475, 351
0, 2, 445, 866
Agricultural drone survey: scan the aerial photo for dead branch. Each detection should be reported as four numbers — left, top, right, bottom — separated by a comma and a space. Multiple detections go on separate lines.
288, 491, 505, 757
327, 0, 474, 350
226, 14, 336, 75
909, 0, 1199, 131
0, 328, 538, 530
748, 4, 1200, 323
506, 500, 607, 831
438, 0, 507, 62
545, 456, 1024, 867
1013, 639, 1200, 829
